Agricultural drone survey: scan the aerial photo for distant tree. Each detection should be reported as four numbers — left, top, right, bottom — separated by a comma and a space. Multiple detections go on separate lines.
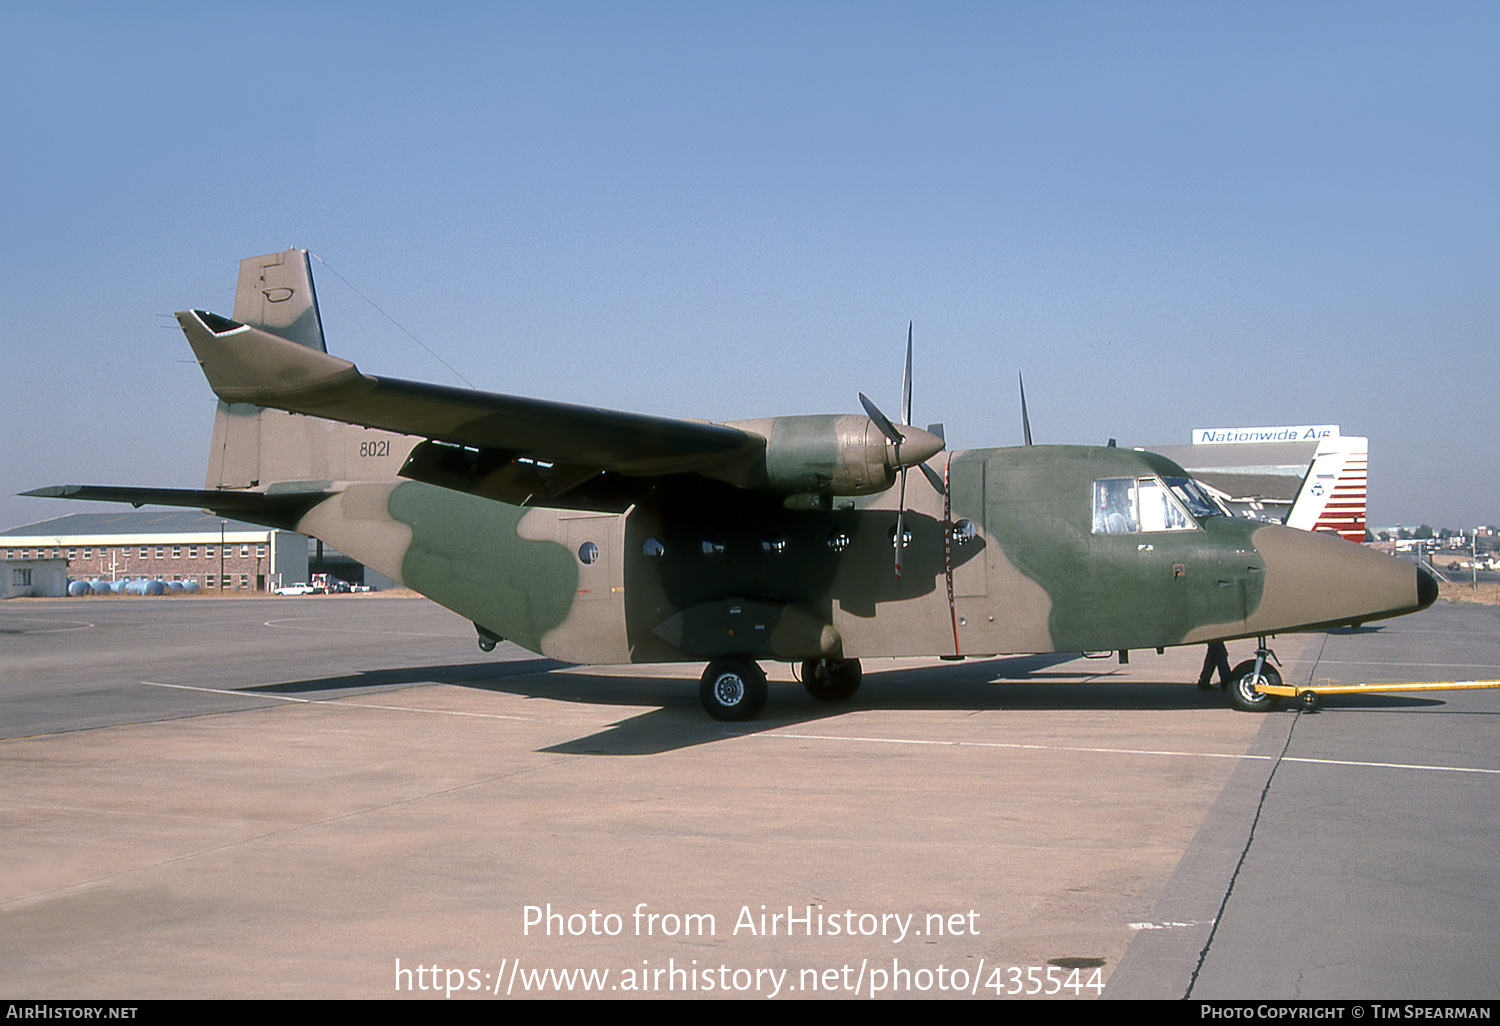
1439, 527, 1454, 540
1416, 525, 1434, 539
1378, 530, 1392, 542
1398, 528, 1412, 540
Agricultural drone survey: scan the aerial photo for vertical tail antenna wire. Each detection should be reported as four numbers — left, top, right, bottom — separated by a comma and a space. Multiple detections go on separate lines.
309, 252, 478, 388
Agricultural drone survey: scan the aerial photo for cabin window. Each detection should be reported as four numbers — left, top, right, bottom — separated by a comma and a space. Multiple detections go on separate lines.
951, 519, 977, 545
577, 542, 599, 565
1093, 477, 1196, 534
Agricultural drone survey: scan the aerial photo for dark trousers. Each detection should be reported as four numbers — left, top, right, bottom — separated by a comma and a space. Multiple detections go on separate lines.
1199, 641, 1231, 686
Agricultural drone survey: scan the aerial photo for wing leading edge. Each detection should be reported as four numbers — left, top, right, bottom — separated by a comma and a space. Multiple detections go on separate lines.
177, 309, 763, 478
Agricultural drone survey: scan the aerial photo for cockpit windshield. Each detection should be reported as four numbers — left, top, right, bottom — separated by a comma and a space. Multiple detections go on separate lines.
1163, 476, 1229, 520
1093, 475, 1219, 535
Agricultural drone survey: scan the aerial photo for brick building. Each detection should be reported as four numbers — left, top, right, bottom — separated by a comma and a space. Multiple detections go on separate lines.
1, 511, 307, 593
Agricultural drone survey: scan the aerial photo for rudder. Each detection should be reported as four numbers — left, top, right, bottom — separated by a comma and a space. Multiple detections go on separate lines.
232, 248, 326, 352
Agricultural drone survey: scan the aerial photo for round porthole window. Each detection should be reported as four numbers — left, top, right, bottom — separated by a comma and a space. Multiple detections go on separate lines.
578, 541, 599, 564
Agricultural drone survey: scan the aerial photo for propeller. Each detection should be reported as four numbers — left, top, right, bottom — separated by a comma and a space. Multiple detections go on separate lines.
858, 323, 944, 579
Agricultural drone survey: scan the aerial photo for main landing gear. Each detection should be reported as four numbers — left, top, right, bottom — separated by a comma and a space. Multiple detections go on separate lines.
699, 658, 768, 721
801, 657, 863, 702
1227, 638, 1282, 712
698, 656, 864, 720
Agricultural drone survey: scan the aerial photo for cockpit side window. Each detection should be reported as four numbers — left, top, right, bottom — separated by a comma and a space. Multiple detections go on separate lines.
1093, 476, 1199, 534
1093, 478, 1138, 534
1138, 477, 1195, 532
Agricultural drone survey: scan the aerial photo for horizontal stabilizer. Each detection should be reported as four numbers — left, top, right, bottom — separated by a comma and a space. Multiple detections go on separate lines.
21, 485, 331, 532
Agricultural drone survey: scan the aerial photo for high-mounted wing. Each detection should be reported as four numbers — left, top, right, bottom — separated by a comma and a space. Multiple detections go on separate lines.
178, 309, 761, 477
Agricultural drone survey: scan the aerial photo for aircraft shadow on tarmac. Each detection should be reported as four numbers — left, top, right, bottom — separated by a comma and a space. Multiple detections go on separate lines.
236, 653, 1452, 757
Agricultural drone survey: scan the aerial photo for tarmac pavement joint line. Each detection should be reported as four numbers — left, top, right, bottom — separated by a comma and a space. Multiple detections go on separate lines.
1184, 683, 1306, 1000
262, 616, 474, 639
736, 729, 1500, 775
138, 680, 533, 721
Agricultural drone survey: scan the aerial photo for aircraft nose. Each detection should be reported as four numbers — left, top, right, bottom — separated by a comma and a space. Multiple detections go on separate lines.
1249, 525, 1433, 633
1417, 565, 1439, 610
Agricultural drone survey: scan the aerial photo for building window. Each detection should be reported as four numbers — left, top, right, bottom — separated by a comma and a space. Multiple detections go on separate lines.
172, 547, 181, 558
188, 546, 197, 558
68, 549, 76, 559
140, 547, 148, 558
156, 547, 164, 558
256, 544, 266, 558
83, 548, 92, 559
12, 568, 31, 586
240, 545, 250, 557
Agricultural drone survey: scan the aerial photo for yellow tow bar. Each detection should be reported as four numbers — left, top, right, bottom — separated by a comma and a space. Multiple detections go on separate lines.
1258, 679, 1500, 713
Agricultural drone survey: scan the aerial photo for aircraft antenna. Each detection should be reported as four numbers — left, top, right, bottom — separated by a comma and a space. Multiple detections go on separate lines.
1019, 372, 1034, 445
309, 252, 478, 388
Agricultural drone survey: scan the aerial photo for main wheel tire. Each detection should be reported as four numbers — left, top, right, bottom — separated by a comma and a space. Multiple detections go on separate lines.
801, 658, 862, 701
700, 658, 768, 721
1227, 659, 1283, 712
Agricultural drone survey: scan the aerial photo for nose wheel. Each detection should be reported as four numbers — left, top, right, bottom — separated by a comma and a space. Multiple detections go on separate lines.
1227, 639, 1282, 712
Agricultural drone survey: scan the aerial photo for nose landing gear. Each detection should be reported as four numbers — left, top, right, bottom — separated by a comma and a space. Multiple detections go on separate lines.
1227, 639, 1282, 712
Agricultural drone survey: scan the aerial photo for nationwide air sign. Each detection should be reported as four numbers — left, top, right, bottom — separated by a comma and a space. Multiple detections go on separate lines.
1192, 425, 1339, 445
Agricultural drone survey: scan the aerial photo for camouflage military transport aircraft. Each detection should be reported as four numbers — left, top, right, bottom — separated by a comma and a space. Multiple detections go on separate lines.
28, 250, 1437, 720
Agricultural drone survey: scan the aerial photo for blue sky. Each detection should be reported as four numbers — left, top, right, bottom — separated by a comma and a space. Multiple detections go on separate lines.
3, 2, 1496, 531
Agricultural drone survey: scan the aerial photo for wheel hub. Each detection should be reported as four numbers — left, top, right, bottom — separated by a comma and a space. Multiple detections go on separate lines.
715, 674, 745, 705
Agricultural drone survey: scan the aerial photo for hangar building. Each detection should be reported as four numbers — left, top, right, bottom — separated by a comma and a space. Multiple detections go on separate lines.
1144, 424, 1368, 543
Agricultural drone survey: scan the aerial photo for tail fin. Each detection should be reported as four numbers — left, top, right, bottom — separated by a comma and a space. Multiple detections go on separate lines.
232, 249, 326, 352
204, 249, 411, 492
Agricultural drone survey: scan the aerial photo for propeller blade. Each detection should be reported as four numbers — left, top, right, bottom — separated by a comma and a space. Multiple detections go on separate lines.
859, 392, 904, 446
902, 322, 913, 427
1019, 372, 1033, 446
919, 462, 944, 493
893, 470, 908, 580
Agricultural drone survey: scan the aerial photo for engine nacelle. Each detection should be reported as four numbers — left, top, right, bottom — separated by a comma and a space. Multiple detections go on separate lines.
714, 414, 943, 496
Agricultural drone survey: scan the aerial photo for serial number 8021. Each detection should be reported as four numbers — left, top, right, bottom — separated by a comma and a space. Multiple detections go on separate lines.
359, 440, 391, 457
